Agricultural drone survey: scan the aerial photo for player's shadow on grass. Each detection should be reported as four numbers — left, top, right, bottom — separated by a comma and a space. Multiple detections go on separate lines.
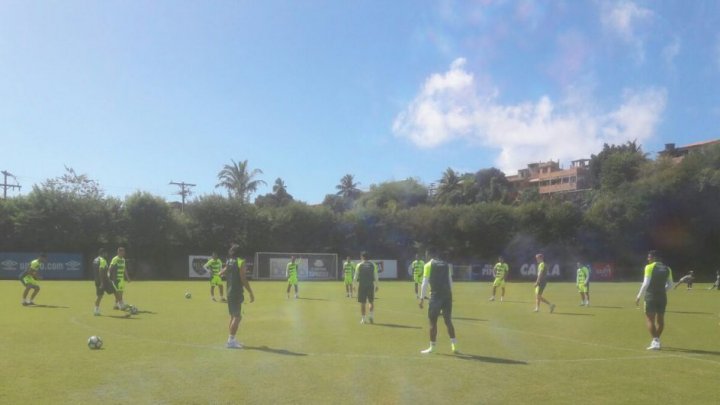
373, 323, 421, 329
443, 353, 527, 365
296, 297, 330, 301
663, 347, 720, 356
26, 304, 69, 309
454, 317, 487, 322
137, 309, 158, 315
666, 310, 715, 315
245, 345, 307, 357
107, 314, 139, 320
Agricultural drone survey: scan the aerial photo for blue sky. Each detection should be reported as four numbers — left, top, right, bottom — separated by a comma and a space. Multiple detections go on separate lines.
2, 0, 719, 204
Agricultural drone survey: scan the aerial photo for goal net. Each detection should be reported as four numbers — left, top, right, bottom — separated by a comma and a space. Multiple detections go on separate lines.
253, 252, 338, 281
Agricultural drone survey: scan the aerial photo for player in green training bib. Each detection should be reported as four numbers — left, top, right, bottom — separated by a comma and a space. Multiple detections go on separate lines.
533, 253, 556, 313
576, 262, 590, 306
343, 256, 355, 298
489, 256, 508, 302
20, 253, 47, 306
93, 248, 113, 315
204, 252, 225, 302
411, 254, 425, 299
418, 252, 458, 354
109, 247, 131, 310
635, 250, 673, 350
286, 256, 300, 299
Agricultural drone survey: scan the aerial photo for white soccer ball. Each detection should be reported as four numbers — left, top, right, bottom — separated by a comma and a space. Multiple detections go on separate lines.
129, 305, 139, 315
185, 292, 192, 299
88, 335, 103, 350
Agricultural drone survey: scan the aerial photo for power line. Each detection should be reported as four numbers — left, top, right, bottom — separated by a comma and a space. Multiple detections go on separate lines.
1, 170, 21, 199
169, 181, 196, 211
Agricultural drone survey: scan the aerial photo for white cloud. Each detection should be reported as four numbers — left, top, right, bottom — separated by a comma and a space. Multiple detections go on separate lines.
661, 36, 681, 69
600, 0, 653, 64
392, 58, 667, 173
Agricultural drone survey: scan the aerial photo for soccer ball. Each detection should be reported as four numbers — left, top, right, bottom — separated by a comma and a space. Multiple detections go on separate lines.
128, 305, 139, 315
88, 335, 103, 350
185, 292, 192, 299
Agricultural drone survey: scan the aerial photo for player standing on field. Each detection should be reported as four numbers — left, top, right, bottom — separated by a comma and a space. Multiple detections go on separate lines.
411, 254, 425, 299
419, 252, 458, 354
673, 271, 694, 290
488, 256, 508, 302
286, 256, 300, 299
354, 252, 378, 324
219, 244, 254, 349
93, 248, 113, 315
635, 250, 673, 350
204, 252, 226, 302
576, 262, 590, 306
343, 256, 354, 298
709, 270, 720, 290
19, 252, 46, 306
533, 253, 556, 313
109, 247, 130, 310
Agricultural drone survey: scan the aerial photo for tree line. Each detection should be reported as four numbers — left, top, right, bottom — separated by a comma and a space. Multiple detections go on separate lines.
1, 142, 719, 280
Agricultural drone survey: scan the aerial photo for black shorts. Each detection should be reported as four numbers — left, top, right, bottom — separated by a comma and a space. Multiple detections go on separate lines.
428, 295, 453, 322
357, 285, 374, 304
227, 295, 244, 317
644, 297, 667, 314
95, 279, 116, 296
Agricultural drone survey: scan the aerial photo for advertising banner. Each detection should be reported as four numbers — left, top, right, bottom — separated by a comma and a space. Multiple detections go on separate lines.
515, 262, 563, 280
0, 253, 84, 280
188, 255, 212, 278
590, 262, 614, 281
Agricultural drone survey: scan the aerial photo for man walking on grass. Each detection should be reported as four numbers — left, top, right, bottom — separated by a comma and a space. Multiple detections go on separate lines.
419, 252, 458, 354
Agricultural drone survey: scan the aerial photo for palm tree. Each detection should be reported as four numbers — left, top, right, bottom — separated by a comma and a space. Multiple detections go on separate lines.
215, 159, 266, 202
272, 178, 287, 194
336, 174, 361, 200
435, 168, 463, 205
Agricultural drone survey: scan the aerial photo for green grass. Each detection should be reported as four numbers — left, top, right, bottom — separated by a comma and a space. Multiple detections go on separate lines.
2, 280, 718, 404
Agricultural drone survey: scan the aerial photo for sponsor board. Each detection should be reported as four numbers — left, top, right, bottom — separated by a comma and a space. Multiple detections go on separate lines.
0, 253, 84, 280
590, 262, 614, 281
351, 259, 398, 279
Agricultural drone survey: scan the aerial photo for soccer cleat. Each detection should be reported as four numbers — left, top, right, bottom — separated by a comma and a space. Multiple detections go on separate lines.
421, 346, 435, 354
226, 340, 243, 349
295, 294, 299, 299
360, 318, 366, 324
94, 310, 101, 316
221, 297, 227, 302
500, 297, 504, 302
488, 297, 495, 301
646, 341, 660, 350
550, 304, 556, 313
211, 297, 217, 302
533, 308, 539, 312
22, 301, 29, 306
28, 301, 35, 305
451, 343, 459, 354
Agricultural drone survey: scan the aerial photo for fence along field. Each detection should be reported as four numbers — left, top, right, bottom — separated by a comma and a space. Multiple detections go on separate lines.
2, 279, 718, 404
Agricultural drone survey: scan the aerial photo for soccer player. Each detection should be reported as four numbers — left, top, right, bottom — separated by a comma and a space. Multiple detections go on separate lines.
343, 256, 355, 298
673, 271, 694, 290
219, 244, 255, 349
354, 252, 378, 324
488, 256, 508, 302
93, 248, 113, 315
19, 253, 47, 306
419, 252, 458, 354
109, 247, 130, 310
533, 253, 556, 313
286, 256, 300, 299
576, 261, 590, 306
635, 250, 673, 350
411, 254, 425, 299
204, 252, 225, 301
708, 271, 720, 290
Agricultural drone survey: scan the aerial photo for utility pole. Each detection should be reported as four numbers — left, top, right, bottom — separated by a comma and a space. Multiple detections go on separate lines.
169, 181, 196, 212
1, 170, 21, 199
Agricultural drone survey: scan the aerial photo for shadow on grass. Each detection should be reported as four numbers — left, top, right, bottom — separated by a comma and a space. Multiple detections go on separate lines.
454, 317, 487, 322
245, 345, 307, 356
663, 347, 720, 356
296, 297, 330, 302
442, 353, 528, 365
107, 314, 139, 320
553, 312, 594, 316
136, 309, 158, 315
25, 304, 69, 309
373, 323, 421, 329
666, 310, 715, 315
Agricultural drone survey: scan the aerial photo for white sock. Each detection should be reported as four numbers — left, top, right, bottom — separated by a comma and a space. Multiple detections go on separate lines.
451, 338, 457, 344
229, 335, 235, 341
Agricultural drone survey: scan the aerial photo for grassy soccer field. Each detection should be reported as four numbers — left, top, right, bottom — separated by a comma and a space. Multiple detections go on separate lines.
2, 280, 718, 404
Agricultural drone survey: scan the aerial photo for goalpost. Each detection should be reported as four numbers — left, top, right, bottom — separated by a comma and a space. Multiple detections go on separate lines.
253, 252, 339, 281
